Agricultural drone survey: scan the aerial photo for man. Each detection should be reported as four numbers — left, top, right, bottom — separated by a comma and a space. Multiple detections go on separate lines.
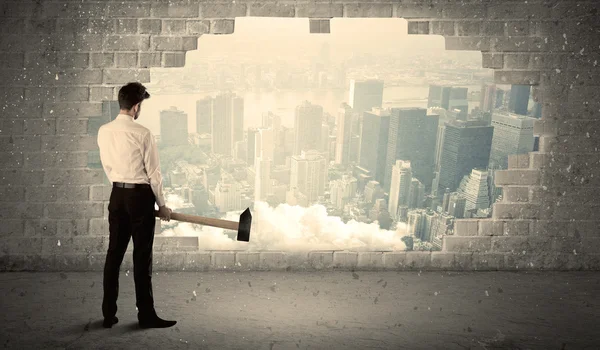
97, 82, 177, 329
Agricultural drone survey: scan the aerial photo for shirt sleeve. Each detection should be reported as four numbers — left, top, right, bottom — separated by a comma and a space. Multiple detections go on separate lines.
142, 131, 166, 207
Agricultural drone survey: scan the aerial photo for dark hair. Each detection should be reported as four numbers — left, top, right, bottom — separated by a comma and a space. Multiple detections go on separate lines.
118, 82, 150, 110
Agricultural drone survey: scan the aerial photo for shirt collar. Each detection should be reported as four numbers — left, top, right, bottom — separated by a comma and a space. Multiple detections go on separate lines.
116, 114, 134, 122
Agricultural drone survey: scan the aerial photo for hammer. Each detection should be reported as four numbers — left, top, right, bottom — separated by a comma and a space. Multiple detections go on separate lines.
154, 208, 252, 242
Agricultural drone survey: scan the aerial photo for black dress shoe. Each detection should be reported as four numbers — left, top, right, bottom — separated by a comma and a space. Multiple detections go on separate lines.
103, 316, 119, 328
139, 316, 177, 329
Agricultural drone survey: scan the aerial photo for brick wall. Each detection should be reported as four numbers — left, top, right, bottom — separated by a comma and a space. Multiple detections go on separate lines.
1, 0, 599, 271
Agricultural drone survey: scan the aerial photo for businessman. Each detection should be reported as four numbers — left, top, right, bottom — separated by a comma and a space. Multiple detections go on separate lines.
97, 82, 177, 329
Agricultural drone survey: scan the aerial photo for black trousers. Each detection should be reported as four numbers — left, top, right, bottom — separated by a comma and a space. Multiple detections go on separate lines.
102, 185, 157, 321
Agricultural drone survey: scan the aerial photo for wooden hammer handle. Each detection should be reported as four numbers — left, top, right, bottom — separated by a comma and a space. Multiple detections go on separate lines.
154, 211, 239, 231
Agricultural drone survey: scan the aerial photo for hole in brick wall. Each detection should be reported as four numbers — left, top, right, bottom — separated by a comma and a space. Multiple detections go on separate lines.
103, 18, 541, 252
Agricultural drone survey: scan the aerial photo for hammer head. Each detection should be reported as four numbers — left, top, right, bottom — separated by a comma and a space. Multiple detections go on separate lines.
237, 208, 252, 242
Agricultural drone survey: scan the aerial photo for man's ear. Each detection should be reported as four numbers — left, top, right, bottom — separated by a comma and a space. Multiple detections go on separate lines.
133, 103, 140, 113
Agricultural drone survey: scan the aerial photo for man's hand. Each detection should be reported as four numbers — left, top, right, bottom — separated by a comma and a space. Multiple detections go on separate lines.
157, 205, 172, 222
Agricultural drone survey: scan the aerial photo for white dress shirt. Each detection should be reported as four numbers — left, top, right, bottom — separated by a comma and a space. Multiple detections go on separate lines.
97, 114, 166, 207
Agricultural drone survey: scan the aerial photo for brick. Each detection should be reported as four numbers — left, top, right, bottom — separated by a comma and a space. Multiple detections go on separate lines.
23, 119, 56, 135
150, 36, 183, 51
0, 119, 24, 136
445, 37, 490, 51
453, 219, 478, 236
45, 203, 104, 219
211, 20, 235, 35
382, 252, 407, 269
504, 54, 531, 69
107, 2, 150, 17
102, 69, 150, 84
333, 251, 358, 268
162, 52, 186, 68
41, 236, 107, 255
186, 20, 210, 35
0, 136, 41, 152
493, 203, 541, 220
50, 69, 103, 86
88, 19, 115, 35
455, 21, 482, 36
184, 251, 211, 271
0, 170, 44, 186
57, 219, 89, 236
151, 3, 200, 18
296, 4, 343, 18
481, 53, 503, 69
0, 52, 23, 69
200, 4, 247, 18
56, 18, 88, 33
139, 19, 161, 34
0, 152, 23, 169
356, 252, 384, 269
56, 87, 89, 102
104, 35, 150, 51
155, 252, 186, 270
116, 19, 138, 34
139, 53, 162, 68
443, 236, 491, 252
309, 19, 330, 34
487, 4, 551, 20
503, 186, 529, 203
494, 71, 540, 85
89, 87, 116, 102
24, 152, 88, 169
162, 19, 186, 34
395, 4, 442, 18
529, 186, 543, 203
407, 21, 429, 35
259, 251, 287, 270
506, 21, 530, 36
471, 253, 506, 270
491, 236, 553, 254
44, 169, 104, 186
0, 186, 25, 201
405, 251, 432, 269
182, 37, 198, 51
90, 185, 111, 201
154, 236, 199, 252
477, 219, 504, 236
89, 218, 107, 235
249, 3, 295, 17
491, 37, 548, 52
0, 219, 24, 237
211, 251, 235, 269
42, 135, 97, 152
56, 118, 88, 135
308, 251, 334, 269
57, 185, 89, 202
504, 220, 531, 236
550, 2, 599, 19
0, 18, 26, 35
429, 21, 455, 36
481, 21, 505, 36
114, 52, 138, 68
507, 154, 531, 169
24, 219, 58, 237
441, 4, 486, 19
0, 238, 42, 255
90, 53, 114, 68
235, 252, 260, 269
25, 186, 57, 202
0, 202, 44, 219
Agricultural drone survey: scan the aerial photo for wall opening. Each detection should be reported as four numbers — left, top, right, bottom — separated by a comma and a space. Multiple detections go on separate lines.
126, 18, 540, 252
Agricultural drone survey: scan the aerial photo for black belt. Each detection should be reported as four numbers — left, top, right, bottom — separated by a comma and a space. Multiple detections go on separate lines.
113, 182, 151, 189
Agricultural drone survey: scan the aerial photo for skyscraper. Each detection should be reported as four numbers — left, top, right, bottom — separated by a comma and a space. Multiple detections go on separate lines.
335, 103, 354, 165
196, 97, 212, 134
480, 83, 497, 113
254, 157, 271, 202
437, 119, 494, 192
457, 169, 491, 213
489, 111, 536, 169
348, 79, 384, 115
330, 174, 357, 210
160, 107, 188, 145
447, 192, 466, 219
427, 85, 469, 115
508, 85, 530, 115
255, 127, 274, 163
211, 93, 244, 156
290, 150, 328, 204
407, 178, 425, 209
359, 107, 390, 185
388, 160, 412, 220
294, 101, 323, 155
215, 173, 243, 212
246, 128, 258, 166
384, 108, 438, 192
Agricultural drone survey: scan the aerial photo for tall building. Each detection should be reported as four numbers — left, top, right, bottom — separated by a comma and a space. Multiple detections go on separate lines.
330, 174, 357, 210
407, 178, 425, 209
427, 85, 469, 115
457, 168, 491, 213
437, 119, 493, 192
480, 83, 496, 113
388, 160, 412, 220
290, 150, 328, 204
384, 108, 438, 192
211, 93, 244, 156
368, 198, 392, 230
447, 192, 466, 218
160, 107, 188, 145
335, 103, 354, 165
196, 97, 212, 134
495, 88, 506, 109
489, 111, 536, 169
294, 101, 323, 155
364, 180, 384, 204
348, 79, 384, 115
508, 85, 530, 115
246, 128, 258, 166
254, 157, 271, 202
255, 127, 275, 163
359, 108, 391, 185
215, 173, 243, 212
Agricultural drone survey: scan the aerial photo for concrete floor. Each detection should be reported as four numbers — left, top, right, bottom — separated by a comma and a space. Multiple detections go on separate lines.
0, 271, 599, 350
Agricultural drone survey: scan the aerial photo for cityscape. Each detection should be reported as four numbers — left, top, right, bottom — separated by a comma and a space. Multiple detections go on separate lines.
121, 19, 541, 252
